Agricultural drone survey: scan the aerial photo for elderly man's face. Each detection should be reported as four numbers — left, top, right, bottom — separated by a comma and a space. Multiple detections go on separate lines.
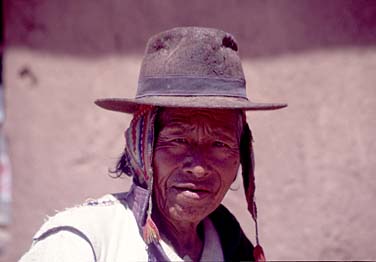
153, 108, 242, 225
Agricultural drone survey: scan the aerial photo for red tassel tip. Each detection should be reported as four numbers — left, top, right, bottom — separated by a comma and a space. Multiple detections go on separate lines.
142, 217, 160, 244
253, 244, 266, 262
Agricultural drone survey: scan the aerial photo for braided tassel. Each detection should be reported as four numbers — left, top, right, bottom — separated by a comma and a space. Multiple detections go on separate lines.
250, 201, 266, 262
142, 176, 160, 244
253, 244, 266, 262
142, 215, 160, 244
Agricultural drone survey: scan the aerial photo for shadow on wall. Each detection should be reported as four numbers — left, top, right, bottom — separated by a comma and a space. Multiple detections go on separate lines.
5, 0, 376, 57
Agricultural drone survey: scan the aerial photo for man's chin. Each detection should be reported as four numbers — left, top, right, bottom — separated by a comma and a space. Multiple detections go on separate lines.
167, 200, 216, 223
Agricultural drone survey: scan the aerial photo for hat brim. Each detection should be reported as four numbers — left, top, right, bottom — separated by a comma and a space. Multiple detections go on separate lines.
95, 96, 287, 114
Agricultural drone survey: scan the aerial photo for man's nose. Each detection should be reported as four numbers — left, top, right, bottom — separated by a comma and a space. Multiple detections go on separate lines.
184, 164, 209, 178
183, 151, 210, 178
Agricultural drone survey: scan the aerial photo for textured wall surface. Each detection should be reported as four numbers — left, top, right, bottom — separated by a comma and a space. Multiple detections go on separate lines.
3, 0, 376, 261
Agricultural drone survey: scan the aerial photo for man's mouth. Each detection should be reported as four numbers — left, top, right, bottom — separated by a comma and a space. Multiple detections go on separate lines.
172, 183, 211, 200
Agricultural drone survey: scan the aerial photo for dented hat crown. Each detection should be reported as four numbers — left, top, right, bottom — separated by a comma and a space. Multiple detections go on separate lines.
95, 27, 287, 113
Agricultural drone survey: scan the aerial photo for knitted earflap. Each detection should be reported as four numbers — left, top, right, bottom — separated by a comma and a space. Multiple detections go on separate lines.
240, 122, 266, 262
123, 105, 161, 244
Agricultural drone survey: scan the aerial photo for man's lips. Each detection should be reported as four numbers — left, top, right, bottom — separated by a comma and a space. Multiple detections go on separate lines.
172, 183, 212, 200
173, 182, 211, 192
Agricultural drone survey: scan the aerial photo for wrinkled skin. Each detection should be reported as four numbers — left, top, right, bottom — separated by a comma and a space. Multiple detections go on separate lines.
152, 108, 242, 261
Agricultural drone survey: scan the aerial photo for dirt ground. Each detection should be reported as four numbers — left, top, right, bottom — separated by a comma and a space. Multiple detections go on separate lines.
2, 1, 376, 261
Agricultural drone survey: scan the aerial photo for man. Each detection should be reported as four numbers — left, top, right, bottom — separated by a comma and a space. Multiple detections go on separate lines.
20, 27, 286, 261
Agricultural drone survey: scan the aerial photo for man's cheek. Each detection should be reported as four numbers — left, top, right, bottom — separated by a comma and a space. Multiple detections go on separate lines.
154, 151, 181, 167
155, 175, 174, 203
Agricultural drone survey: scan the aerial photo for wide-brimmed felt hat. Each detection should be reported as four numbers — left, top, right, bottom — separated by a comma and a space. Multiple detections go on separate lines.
95, 27, 287, 113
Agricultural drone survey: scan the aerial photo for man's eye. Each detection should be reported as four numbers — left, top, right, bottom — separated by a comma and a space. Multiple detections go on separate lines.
172, 138, 188, 144
212, 141, 227, 148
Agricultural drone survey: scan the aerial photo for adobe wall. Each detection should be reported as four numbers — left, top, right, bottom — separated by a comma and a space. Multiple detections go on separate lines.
3, 1, 376, 261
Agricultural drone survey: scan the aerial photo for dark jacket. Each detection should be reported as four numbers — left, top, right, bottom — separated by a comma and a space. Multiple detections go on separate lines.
210, 204, 255, 262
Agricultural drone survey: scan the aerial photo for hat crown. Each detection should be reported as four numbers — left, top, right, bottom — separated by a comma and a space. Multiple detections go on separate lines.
139, 27, 245, 79
94, 27, 287, 113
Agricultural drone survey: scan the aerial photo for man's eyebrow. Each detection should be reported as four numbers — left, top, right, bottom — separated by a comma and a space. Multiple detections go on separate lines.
159, 124, 189, 134
210, 129, 239, 142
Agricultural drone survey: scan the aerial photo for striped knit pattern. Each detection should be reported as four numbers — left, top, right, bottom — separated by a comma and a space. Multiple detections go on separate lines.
124, 105, 157, 186
123, 106, 161, 245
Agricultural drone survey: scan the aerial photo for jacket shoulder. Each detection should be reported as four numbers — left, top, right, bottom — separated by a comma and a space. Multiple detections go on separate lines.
34, 193, 130, 239
31, 193, 135, 256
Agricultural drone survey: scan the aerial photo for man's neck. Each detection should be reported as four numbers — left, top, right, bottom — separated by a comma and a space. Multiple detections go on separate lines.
152, 210, 204, 262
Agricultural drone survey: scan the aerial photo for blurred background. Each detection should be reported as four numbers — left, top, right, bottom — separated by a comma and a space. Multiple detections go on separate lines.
1, 0, 376, 261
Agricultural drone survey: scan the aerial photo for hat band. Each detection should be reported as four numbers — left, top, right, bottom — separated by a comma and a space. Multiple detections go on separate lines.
136, 76, 247, 98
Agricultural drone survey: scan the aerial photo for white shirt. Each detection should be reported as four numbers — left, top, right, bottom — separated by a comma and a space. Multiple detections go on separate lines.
19, 193, 224, 262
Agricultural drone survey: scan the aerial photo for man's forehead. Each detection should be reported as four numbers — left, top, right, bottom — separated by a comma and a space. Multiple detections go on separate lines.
156, 108, 243, 135
158, 108, 241, 123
